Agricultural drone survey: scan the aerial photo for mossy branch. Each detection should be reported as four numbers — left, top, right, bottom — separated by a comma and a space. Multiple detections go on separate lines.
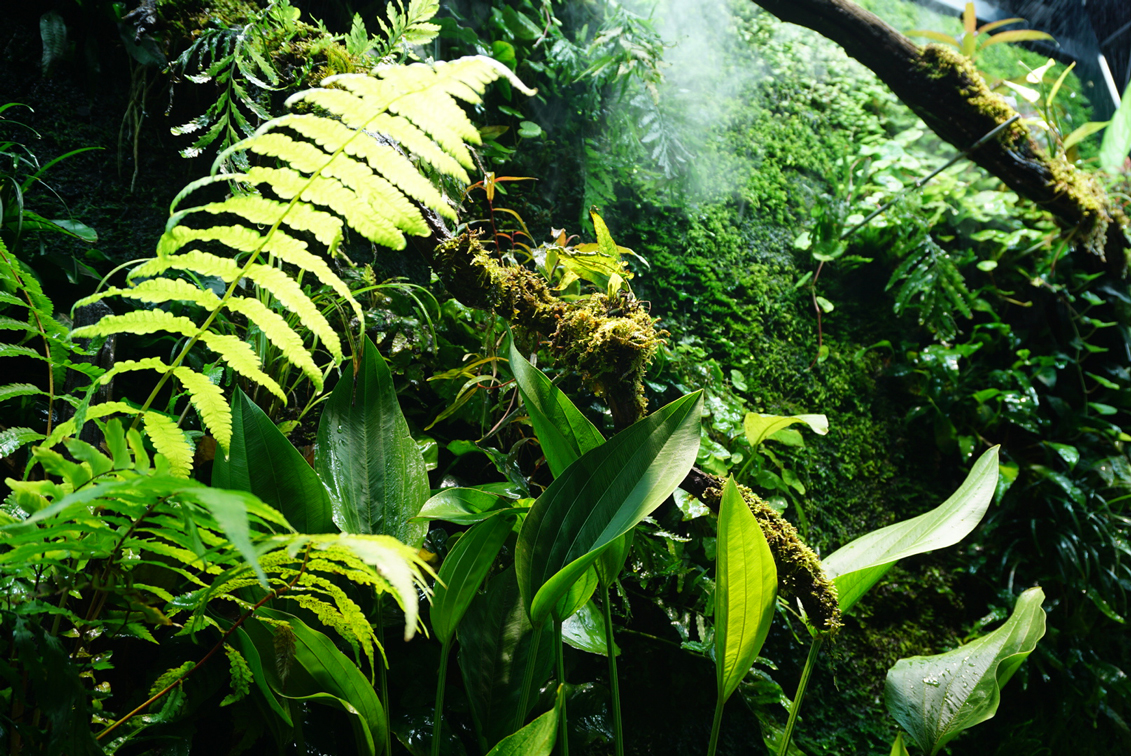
750, 0, 1127, 270
435, 231, 664, 429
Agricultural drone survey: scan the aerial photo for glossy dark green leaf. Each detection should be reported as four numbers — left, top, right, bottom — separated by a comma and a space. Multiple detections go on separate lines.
212, 389, 334, 534
886, 587, 1046, 754
432, 515, 514, 644
250, 609, 387, 756
457, 566, 554, 751
823, 446, 999, 613
316, 337, 428, 545
517, 391, 703, 624
508, 339, 605, 478
715, 478, 776, 702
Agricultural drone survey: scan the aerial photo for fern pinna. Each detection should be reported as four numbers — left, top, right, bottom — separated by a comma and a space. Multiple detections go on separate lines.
59, 57, 533, 475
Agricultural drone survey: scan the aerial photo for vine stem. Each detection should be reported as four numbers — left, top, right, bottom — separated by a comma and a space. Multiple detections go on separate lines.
376, 594, 393, 756
554, 619, 568, 756
431, 638, 452, 756
514, 622, 544, 733
706, 690, 725, 756
777, 634, 825, 756
601, 586, 624, 756
95, 546, 313, 742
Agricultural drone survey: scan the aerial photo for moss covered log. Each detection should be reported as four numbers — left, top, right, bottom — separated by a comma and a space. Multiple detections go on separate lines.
435, 231, 664, 429
750, 0, 1129, 270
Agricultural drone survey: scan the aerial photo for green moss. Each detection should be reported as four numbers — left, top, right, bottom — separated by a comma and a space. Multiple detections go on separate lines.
434, 232, 665, 427
699, 480, 841, 632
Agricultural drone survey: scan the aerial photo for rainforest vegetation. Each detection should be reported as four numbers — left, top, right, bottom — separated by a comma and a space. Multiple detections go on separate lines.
2, 0, 1130, 754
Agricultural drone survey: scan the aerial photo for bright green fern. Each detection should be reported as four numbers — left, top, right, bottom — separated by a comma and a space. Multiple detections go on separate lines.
65, 56, 533, 474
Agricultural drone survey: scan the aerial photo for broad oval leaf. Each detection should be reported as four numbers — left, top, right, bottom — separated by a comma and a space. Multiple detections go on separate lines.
484, 687, 560, 756
743, 412, 828, 448
211, 389, 335, 534
508, 338, 605, 478
562, 599, 620, 657
316, 336, 428, 545
715, 478, 777, 702
414, 487, 512, 524
432, 515, 514, 644
516, 391, 703, 625
823, 446, 999, 613
885, 587, 1046, 755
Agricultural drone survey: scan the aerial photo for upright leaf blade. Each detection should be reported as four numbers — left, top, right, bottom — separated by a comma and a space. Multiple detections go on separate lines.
458, 567, 554, 751
885, 587, 1046, 754
211, 390, 335, 534
508, 339, 605, 478
484, 688, 560, 756
431, 514, 514, 644
315, 336, 428, 545
516, 391, 703, 625
715, 478, 777, 702
823, 446, 999, 613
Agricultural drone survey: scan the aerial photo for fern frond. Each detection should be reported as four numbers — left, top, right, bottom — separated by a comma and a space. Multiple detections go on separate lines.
72, 311, 285, 401
142, 412, 194, 478
0, 427, 45, 458
91, 358, 233, 451
886, 236, 972, 342
0, 383, 45, 403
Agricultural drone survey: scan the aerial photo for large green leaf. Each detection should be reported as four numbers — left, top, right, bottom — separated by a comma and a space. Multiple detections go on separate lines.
484, 688, 560, 756
594, 530, 633, 588
743, 412, 827, 447
561, 599, 620, 656
316, 337, 428, 545
457, 566, 554, 751
516, 391, 703, 625
249, 609, 388, 756
431, 514, 514, 644
1100, 79, 1131, 172
823, 446, 999, 613
885, 587, 1046, 754
552, 565, 599, 623
413, 487, 513, 524
715, 478, 777, 702
212, 389, 335, 534
508, 339, 605, 477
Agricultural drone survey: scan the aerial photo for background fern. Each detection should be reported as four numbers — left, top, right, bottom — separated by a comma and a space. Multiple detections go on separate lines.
66, 56, 533, 474
886, 234, 973, 342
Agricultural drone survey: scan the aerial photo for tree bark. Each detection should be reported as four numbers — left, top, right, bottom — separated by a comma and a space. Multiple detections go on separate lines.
750, 0, 1127, 270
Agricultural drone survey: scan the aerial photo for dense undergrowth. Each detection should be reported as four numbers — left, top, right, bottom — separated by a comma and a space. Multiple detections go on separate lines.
1, 0, 1130, 754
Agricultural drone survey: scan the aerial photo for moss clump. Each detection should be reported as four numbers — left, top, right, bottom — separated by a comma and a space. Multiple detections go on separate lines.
699, 480, 841, 632
434, 232, 665, 427
915, 45, 1029, 148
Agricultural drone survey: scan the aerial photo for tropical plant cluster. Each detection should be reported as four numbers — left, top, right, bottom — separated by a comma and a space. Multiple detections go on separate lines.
2, 0, 1130, 754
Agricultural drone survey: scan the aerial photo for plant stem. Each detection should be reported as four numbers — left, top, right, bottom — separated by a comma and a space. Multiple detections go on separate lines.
555, 619, 569, 756
601, 585, 624, 756
777, 634, 825, 756
431, 638, 451, 756
376, 594, 393, 756
514, 621, 544, 733
706, 692, 725, 756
